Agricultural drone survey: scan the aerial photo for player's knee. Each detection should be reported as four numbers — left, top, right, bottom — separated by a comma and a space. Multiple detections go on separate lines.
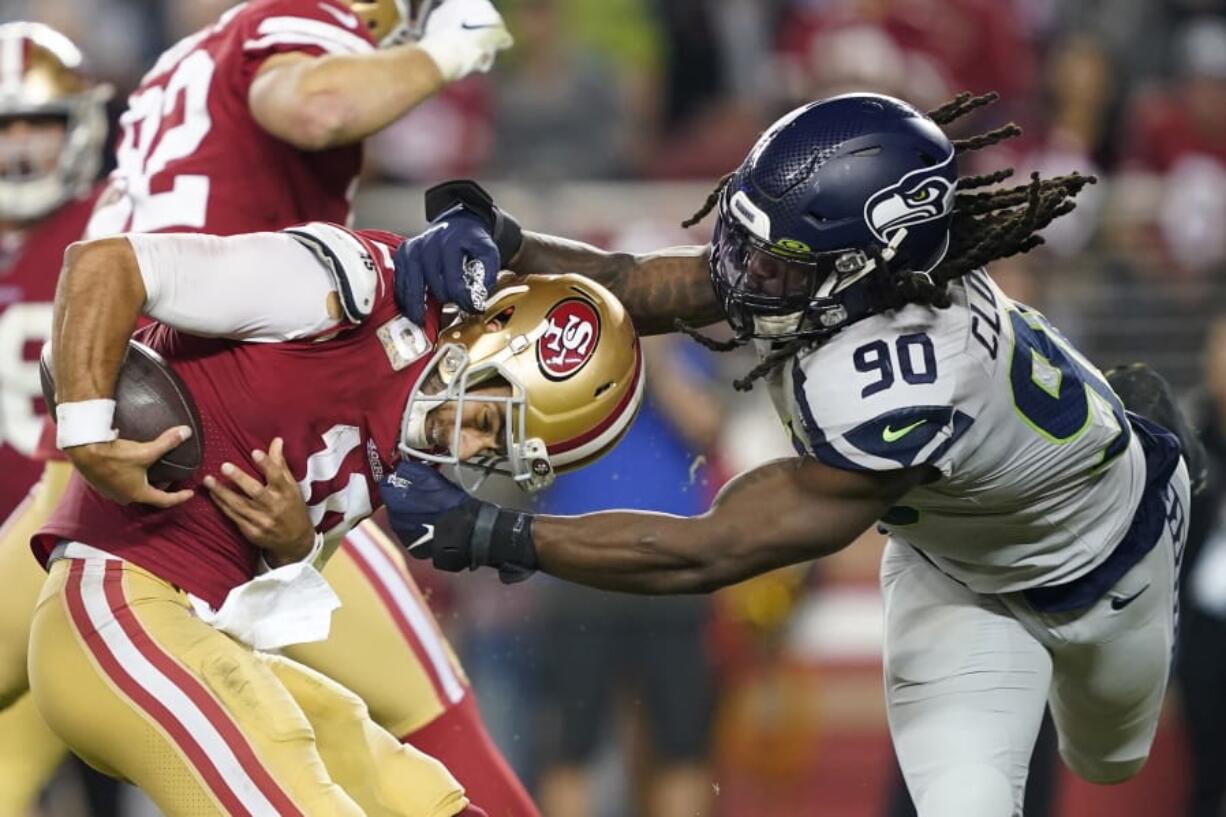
1060, 744, 1146, 784
916, 764, 1015, 817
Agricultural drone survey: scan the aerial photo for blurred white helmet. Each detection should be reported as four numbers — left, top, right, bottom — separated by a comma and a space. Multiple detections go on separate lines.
0, 22, 111, 222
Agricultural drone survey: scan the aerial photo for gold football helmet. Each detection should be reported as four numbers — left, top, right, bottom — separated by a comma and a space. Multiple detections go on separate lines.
349, 0, 438, 47
402, 274, 644, 492
0, 22, 111, 222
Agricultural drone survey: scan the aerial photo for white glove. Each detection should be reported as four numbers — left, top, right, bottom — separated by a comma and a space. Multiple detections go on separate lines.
417, 0, 513, 82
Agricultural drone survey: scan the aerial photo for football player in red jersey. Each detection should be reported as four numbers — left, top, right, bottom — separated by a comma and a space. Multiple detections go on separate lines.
0, 22, 114, 815
27, 224, 641, 816
0, 1, 537, 813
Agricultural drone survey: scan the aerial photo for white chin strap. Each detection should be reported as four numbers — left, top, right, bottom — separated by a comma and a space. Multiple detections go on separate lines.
401, 393, 443, 450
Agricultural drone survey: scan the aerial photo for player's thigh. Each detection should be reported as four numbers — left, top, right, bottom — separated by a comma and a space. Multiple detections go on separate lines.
0, 461, 72, 707
261, 652, 468, 817
881, 539, 1051, 817
1033, 468, 1187, 783
285, 520, 469, 738
29, 558, 363, 817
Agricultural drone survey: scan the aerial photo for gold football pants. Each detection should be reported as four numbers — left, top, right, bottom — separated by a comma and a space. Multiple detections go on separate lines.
28, 555, 469, 817
0, 464, 473, 816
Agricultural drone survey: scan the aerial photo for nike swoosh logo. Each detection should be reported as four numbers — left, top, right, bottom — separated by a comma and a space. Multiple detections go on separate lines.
882, 419, 927, 443
1110, 584, 1149, 611
406, 524, 435, 553
461, 21, 499, 30
318, 3, 360, 29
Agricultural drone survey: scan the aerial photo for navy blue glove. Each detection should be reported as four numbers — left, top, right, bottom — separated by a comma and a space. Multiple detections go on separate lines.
394, 208, 500, 326
379, 460, 538, 583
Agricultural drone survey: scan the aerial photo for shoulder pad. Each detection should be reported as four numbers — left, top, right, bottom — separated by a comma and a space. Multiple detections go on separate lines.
283, 223, 381, 324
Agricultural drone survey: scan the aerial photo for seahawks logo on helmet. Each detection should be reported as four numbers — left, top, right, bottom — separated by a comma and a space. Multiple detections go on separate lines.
863, 158, 956, 245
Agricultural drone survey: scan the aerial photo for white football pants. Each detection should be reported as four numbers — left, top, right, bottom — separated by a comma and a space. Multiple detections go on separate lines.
882, 461, 1189, 817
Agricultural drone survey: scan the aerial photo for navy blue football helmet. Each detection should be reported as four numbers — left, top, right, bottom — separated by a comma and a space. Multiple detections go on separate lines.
711, 93, 957, 340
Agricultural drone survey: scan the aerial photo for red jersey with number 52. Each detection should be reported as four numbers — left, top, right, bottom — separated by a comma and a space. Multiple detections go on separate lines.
92, 0, 376, 238
35, 228, 441, 608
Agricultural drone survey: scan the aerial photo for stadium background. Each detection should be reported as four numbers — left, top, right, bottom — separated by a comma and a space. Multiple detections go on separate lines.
4, 0, 1226, 815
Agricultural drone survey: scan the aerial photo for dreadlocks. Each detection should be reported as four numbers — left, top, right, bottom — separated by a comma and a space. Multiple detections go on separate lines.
680, 90, 1097, 391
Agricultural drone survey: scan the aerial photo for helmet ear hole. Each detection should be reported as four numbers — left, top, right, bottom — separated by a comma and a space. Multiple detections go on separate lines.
490, 306, 515, 327
593, 381, 615, 399
850, 146, 882, 157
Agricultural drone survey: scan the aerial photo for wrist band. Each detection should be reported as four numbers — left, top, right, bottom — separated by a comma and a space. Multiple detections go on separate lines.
423, 179, 525, 263
56, 399, 118, 449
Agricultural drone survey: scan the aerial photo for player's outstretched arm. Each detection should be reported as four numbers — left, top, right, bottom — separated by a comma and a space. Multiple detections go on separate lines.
380, 458, 930, 593
512, 233, 726, 335
249, 0, 512, 151
397, 179, 726, 333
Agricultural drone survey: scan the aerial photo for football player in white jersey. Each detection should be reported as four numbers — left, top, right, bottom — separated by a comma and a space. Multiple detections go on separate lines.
382, 92, 1195, 817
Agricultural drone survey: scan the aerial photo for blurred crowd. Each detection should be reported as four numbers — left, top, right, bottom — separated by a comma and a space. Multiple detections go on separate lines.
7, 1, 1226, 816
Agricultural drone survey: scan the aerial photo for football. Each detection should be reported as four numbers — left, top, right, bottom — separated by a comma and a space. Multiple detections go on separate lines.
39, 340, 204, 484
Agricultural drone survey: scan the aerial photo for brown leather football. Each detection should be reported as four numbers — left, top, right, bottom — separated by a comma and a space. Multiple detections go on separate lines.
40, 340, 204, 484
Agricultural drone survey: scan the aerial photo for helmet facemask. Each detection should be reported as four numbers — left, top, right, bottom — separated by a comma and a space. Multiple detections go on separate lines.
400, 343, 555, 494
711, 191, 904, 341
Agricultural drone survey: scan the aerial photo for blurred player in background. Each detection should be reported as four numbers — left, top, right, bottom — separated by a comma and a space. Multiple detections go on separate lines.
0, 22, 111, 816
389, 92, 1195, 817
0, 1, 540, 814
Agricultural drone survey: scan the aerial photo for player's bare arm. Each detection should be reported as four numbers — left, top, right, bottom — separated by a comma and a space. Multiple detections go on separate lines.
511, 233, 724, 335
250, 49, 444, 150
249, 0, 512, 151
380, 455, 930, 592
532, 457, 930, 593
396, 179, 726, 333
50, 238, 196, 507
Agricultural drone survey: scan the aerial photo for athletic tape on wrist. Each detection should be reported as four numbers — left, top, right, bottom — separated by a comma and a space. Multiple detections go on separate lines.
56, 399, 118, 449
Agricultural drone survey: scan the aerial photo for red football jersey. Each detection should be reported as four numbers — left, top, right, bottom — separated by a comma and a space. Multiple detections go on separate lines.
0, 188, 103, 516
35, 229, 441, 607
94, 0, 374, 238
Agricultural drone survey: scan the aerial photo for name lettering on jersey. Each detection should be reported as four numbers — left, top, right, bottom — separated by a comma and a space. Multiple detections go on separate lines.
377, 315, 431, 371
966, 270, 1001, 360
365, 438, 384, 482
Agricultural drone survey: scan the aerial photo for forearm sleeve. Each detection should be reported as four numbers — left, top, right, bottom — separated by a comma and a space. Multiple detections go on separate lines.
129, 232, 341, 341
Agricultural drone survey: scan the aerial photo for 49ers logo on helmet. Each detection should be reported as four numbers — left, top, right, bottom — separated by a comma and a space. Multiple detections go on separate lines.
537, 298, 601, 380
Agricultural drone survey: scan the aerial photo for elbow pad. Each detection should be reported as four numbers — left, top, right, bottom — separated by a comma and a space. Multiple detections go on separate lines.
284, 223, 380, 324
423, 179, 523, 264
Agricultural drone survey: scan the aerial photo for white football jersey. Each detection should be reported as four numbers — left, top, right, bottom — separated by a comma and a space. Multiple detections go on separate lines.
765, 269, 1146, 593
